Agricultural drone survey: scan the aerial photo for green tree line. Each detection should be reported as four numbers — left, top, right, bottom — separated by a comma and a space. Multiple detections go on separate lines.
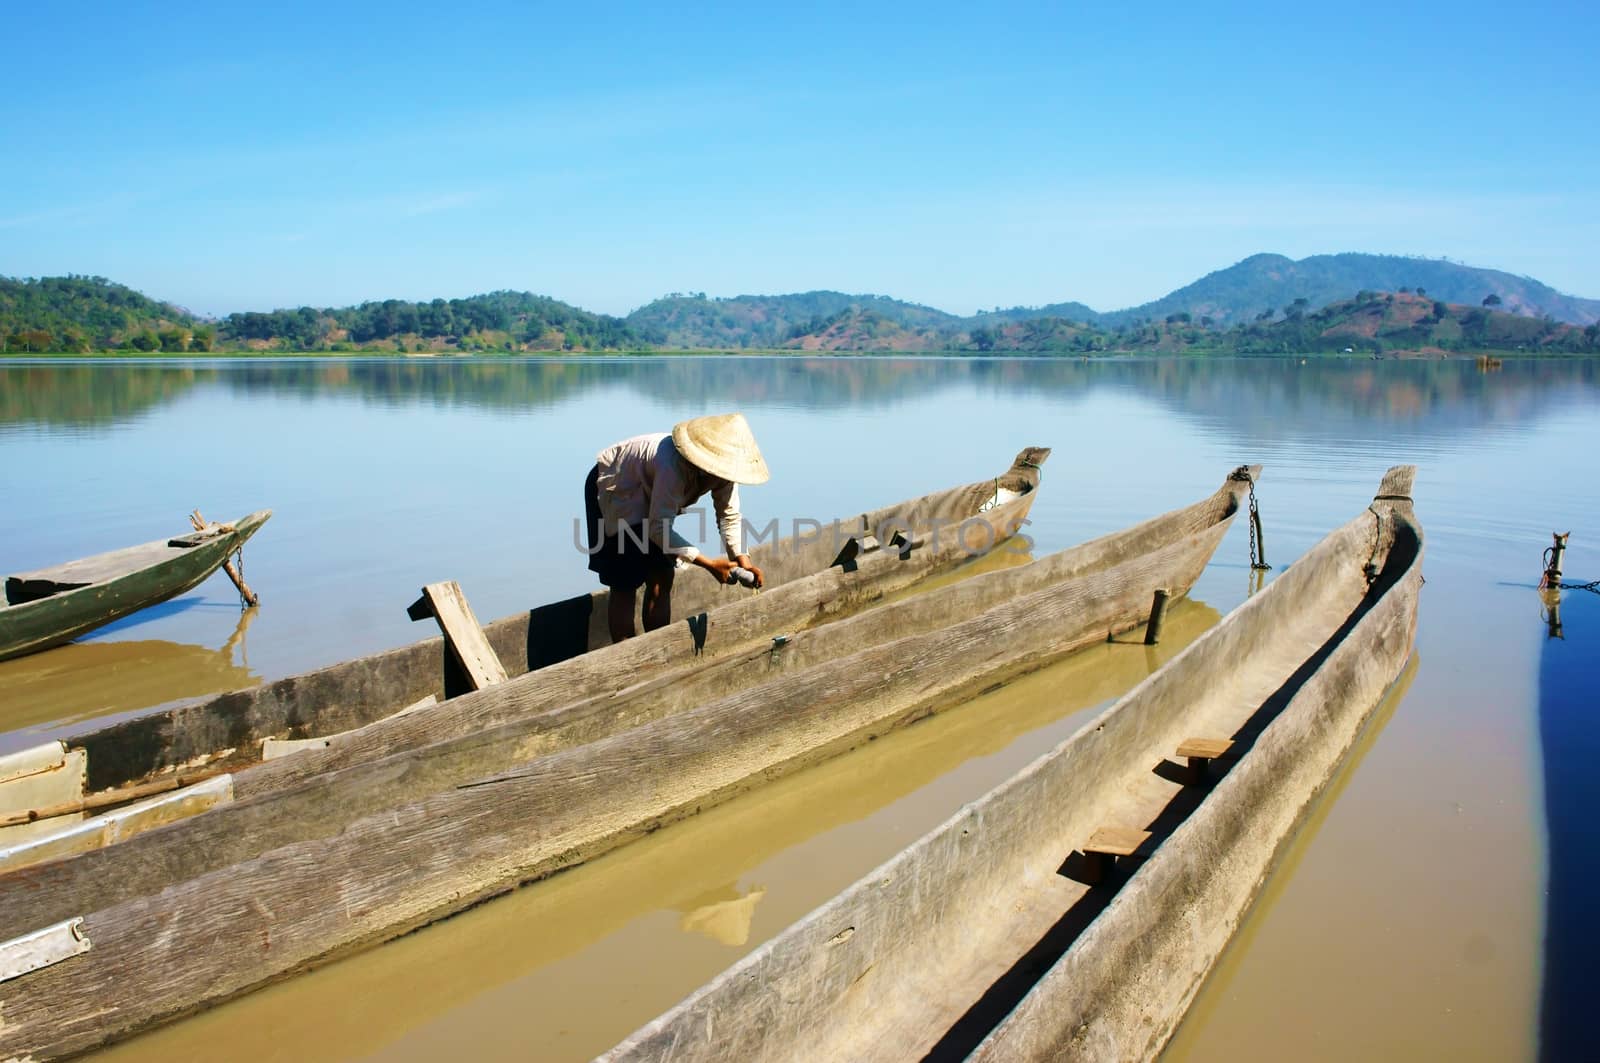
2, 277, 656, 353
6, 275, 1598, 356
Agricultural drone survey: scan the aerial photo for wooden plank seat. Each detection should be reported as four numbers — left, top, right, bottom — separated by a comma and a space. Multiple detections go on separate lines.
1082, 826, 1152, 885
1176, 737, 1235, 784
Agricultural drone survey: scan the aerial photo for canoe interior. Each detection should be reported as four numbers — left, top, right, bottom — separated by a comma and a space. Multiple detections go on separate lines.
65, 450, 1048, 792
0, 512, 271, 663
972, 471, 1421, 1061
601, 469, 1422, 1063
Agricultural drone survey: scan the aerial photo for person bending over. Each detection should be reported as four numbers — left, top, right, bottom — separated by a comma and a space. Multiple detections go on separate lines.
583, 412, 769, 642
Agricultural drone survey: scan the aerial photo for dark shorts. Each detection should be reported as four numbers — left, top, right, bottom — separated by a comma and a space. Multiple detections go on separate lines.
585, 464, 675, 591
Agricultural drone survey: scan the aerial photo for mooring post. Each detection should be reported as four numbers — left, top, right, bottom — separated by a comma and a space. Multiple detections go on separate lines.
191, 509, 259, 606
1542, 532, 1570, 588
219, 555, 259, 607
1144, 588, 1170, 645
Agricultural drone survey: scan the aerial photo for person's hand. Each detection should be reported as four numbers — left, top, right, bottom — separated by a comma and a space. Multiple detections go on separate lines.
735, 555, 764, 588
699, 556, 737, 584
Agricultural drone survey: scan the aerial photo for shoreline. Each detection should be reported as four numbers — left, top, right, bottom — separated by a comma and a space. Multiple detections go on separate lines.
0, 347, 1583, 362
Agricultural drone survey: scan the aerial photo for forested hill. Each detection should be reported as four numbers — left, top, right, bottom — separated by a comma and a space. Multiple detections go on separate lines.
624, 291, 959, 348
0, 277, 649, 353
0, 275, 203, 352
223, 290, 646, 352
1102, 253, 1600, 328
758, 291, 1598, 355
622, 255, 1600, 346
4, 258, 1599, 354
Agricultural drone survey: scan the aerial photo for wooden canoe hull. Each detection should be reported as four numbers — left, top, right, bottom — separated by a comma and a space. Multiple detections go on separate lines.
0, 512, 270, 664
602, 469, 1423, 1063
65, 450, 1049, 792
0, 469, 1251, 1060
0, 469, 1250, 937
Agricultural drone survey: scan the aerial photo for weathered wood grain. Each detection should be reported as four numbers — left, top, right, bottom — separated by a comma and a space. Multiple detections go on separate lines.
65, 450, 1049, 791
414, 582, 507, 690
601, 469, 1422, 1063
0, 472, 1246, 942
0, 474, 1241, 1059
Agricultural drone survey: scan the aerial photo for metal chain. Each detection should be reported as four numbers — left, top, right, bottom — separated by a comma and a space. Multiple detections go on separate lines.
234, 547, 249, 609
1539, 539, 1595, 592
1229, 467, 1271, 571
1247, 478, 1270, 571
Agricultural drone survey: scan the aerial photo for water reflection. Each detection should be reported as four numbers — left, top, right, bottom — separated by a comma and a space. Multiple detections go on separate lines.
1164, 655, 1421, 1062
3, 357, 1596, 436
0, 606, 259, 753
97, 599, 1221, 1063
677, 884, 768, 947
1536, 587, 1597, 1061
6, 354, 1598, 1062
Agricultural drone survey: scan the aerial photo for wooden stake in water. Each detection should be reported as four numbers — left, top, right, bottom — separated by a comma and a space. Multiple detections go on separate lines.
1144, 588, 1171, 645
190, 510, 259, 606
1542, 532, 1570, 589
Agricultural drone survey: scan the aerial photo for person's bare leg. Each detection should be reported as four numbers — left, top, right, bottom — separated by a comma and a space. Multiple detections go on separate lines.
642, 566, 675, 632
608, 587, 638, 642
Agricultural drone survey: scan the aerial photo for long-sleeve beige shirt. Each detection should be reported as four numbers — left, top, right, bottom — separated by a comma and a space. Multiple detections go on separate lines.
593, 433, 743, 562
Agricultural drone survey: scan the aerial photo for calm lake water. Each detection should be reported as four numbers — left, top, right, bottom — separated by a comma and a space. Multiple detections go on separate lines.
1, 355, 1597, 1061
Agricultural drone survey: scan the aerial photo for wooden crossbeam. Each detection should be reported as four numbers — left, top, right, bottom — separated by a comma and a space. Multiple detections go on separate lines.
408, 582, 507, 691
1082, 825, 1151, 885
1176, 737, 1235, 784
1085, 826, 1150, 857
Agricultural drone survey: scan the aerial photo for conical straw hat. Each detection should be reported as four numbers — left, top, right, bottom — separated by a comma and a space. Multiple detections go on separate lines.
672, 412, 770, 484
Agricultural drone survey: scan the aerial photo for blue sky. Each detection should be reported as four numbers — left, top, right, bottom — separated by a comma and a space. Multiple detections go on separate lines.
4, 1, 1596, 317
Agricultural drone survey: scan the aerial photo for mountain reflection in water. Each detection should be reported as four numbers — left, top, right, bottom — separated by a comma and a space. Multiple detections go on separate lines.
3, 356, 1596, 437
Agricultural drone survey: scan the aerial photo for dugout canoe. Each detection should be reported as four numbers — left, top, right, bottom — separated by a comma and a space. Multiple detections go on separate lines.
0, 465, 1261, 1059
44, 448, 1051, 796
0, 511, 270, 664
603, 467, 1423, 1063
0, 448, 1050, 875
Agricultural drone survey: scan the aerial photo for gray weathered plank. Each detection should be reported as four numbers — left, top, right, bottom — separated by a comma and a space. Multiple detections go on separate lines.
416, 582, 506, 690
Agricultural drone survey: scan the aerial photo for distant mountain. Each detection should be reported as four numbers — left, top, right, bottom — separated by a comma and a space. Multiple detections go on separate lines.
627, 255, 1600, 348
1209, 289, 1596, 355
1100, 253, 1600, 328
969, 301, 1103, 327
5, 254, 1599, 354
779, 307, 947, 351
625, 291, 958, 348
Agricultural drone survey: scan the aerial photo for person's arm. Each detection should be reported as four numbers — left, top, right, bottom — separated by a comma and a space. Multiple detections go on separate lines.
648, 455, 748, 584
712, 480, 763, 587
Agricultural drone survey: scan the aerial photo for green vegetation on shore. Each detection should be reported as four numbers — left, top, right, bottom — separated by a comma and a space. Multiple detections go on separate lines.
5, 259, 1599, 358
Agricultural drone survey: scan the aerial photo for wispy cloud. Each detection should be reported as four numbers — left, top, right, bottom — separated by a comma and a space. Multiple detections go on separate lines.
397, 190, 484, 217
0, 199, 123, 230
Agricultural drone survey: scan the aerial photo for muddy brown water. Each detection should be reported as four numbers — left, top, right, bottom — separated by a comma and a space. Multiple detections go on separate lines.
2, 356, 1595, 1060
92, 601, 1219, 1062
